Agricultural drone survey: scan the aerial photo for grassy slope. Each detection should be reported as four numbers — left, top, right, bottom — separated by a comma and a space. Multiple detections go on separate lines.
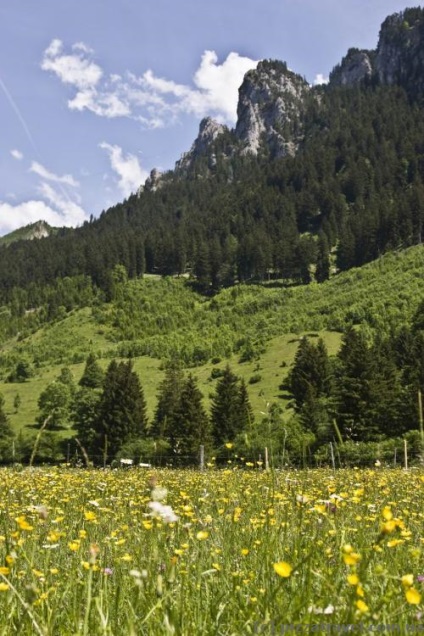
1, 243, 424, 435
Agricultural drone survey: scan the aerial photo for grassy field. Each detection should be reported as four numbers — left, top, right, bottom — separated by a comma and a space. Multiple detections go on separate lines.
0, 330, 342, 435
1, 465, 424, 634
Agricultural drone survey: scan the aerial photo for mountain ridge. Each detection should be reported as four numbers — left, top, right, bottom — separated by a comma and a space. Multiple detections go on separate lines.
1, 7, 424, 305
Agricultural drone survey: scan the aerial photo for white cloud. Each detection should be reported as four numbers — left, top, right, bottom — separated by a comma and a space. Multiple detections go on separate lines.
41, 40, 258, 127
313, 73, 329, 86
30, 161, 79, 187
68, 88, 130, 118
100, 142, 149, 197
10, 149, 23, 160
41, 38, 103, 90
0, 191, 86, 236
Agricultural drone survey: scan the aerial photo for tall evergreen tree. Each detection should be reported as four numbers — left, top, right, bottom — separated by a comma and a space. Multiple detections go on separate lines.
288, 337, 332, 409
171, 374, 211, 462
0, 394, 14, 463
95, 360, 147, 462
335, 328, 377, 441
150, 362, 185, 441
79, 353, 105, 389
211, 366, 250, 448
315, 233, 331, 283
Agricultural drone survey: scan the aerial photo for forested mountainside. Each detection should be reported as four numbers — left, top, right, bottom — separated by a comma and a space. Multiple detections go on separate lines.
1, 8, 424, 308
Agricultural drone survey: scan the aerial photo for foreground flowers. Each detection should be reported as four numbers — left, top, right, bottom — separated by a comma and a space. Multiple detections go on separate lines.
0, 466, 423, 633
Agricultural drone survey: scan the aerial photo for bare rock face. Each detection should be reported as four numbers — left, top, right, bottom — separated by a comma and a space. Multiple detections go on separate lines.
329, 8, 424, 97
375, 9, 424, 94
329, 49, 373, 86
175, 117, 228, 172
31, 220, 50, 240
235, 60, 310, 158
141, 168, 163, 193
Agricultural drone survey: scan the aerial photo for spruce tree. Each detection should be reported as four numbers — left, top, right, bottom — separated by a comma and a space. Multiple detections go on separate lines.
172, 374, 211, 462
315, 233, 330, 283
95, 360, 147, 462
151, 362, 185, 441
211, 366, 248, 448
288, 337, 331, 409
0, 393, 14, 463
79, 353, 105, 389
335, 328, 377, 441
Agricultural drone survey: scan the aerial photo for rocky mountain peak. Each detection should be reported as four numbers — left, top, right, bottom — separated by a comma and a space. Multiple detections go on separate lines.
141, 168, 163, 193
175, 117, 228, 173
235, 59, 310, 158
329, 8, 424, 96
329, 49, 373, 86
375, 7, 424, 92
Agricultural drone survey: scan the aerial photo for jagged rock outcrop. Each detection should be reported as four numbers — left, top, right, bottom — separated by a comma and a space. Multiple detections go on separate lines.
329, 49, 373, 86
175, 117, 228, 173
141, 168, 163, 193
161, 9, 424, 182
31, 220, 51, 240
235, 60, 310, 158
329, 8, 424, 96
375, 8, 424, 95
0, 220, 54, 247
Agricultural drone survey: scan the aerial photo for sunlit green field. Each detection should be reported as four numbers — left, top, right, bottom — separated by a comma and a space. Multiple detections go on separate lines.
1, 466, 424, 635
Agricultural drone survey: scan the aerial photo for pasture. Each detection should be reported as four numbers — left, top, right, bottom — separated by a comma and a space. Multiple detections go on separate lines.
1, 466, 424, 634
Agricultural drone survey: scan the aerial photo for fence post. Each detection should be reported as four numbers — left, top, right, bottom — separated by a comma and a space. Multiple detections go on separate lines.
103, 435, 108, 469
265, 447, 269, 471
404, 439, 408, 471
199, 445, 205, 471
329, 442, 336, 472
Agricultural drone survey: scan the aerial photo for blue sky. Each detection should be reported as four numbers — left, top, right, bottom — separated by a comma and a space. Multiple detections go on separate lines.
0, 0, 420, 236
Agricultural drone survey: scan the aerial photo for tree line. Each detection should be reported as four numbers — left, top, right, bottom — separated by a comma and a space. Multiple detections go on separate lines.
3, 295, 424, 466
0, 353, 254, 466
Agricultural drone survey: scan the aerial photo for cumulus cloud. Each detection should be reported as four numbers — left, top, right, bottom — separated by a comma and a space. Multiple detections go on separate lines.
313, 73, 329, 86
10, 149, 23, 160
41, 38, 103, 90
41, 40, 258, 127
100, 142, 149, 196
30, 161, 79, 187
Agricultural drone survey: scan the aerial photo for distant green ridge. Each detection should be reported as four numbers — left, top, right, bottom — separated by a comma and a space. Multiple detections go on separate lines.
0, 220, 57, 247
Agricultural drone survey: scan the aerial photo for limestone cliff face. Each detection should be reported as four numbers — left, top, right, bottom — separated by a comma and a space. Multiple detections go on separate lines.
235, 60, 310, 158
175, 117, 228, 173
329, 49, 373, 87
169, 9, 424, 182
329, 8, 424, 96
141, 168, 163, 193
375, 8, 424, 94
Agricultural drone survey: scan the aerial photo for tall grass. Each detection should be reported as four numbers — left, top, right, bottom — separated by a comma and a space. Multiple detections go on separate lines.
1, 466, 424, 633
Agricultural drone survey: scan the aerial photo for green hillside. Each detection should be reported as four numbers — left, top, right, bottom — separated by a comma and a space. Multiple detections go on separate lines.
0, 242, 423, 447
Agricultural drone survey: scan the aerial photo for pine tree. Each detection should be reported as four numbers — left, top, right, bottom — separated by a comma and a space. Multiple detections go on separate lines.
95, 360, 148, 462
70, 387, 102, 459
288, 337, 332, 409
151, 362, 185, 440
211, 366, 248, 448
0, 394, 13, 441
315, 233, 330, 283
238, 378, 254, 432
335, 328, 377, 441
0, 393, 15, 463
79, 353, 105, 389
171, 374, 211, 462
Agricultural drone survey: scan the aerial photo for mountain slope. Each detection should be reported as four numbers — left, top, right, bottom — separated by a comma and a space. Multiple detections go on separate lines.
0, 8, 424, 309
0, 220, 56, 247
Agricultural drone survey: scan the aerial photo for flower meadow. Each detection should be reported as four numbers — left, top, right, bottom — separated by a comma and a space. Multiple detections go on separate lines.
1, 467, 424, 634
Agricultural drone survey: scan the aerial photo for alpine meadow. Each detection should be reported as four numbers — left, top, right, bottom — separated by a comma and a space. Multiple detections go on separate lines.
3, 6, 424, 634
